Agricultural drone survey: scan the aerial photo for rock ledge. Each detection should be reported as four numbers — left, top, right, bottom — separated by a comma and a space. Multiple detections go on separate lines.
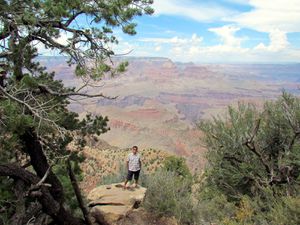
88, 183, 147, 225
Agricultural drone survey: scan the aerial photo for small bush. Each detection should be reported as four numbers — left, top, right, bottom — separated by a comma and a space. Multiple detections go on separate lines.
99, 162, 149, 186
99, 163, 127, 185
193, 186, 236, 224
143, 170, 194, 224
163, 156, 192, 179
265, 196, 300, 225
194, 187, 300, 225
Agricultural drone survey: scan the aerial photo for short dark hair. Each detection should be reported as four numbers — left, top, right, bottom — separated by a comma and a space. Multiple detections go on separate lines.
132, 145, 138, 150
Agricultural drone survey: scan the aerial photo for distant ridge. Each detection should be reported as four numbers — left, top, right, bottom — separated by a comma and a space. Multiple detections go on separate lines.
38, 55, 172, 61
37, 55, 300, 66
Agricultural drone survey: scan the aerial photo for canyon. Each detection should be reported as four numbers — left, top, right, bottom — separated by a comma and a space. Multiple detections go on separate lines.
40, 56, 300, 170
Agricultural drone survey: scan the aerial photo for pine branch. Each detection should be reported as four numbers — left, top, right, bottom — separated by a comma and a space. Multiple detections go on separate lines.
64, 11, 84, 27
0, 51, 12, 58
38, 83, 118, 99
0, 85, 66, 136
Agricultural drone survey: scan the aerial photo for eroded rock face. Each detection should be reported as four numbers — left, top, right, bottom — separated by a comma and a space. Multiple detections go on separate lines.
88, 183, 147, 225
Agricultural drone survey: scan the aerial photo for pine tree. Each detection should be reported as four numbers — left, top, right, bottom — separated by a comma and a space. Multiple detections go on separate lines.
0, 1, 153, 224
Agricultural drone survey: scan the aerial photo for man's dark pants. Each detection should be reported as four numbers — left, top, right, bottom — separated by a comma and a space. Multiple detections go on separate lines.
126, 170, 140, 182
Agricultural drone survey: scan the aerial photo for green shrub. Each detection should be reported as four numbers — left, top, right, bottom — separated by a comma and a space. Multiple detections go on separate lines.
194, 193, 236, 224
143, 170, 194, 224
199, 93, 300, 198
99, 163, 127, 185
197, 93, 300, 225
163, 155, 192, 179
265, 196, 300, 225
99, 162, 149, 186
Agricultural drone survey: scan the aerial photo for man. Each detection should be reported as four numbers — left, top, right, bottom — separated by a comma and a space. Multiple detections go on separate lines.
124, 146, 141, 188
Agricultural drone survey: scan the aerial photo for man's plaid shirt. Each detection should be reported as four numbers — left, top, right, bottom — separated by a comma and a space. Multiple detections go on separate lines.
127, 153, 141, 171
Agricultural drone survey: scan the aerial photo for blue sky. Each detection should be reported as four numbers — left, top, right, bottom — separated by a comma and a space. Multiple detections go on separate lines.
113, 0, 300, 63
40, 0, 300, 63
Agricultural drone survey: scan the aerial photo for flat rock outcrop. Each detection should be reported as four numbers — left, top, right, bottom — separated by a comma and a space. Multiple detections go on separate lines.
88, 183, 146, 225
116, 208, 178, 225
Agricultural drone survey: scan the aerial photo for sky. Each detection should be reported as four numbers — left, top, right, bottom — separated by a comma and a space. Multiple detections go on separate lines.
41, 0, 300, 63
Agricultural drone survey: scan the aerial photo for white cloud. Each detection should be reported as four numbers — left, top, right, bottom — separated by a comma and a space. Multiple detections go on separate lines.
171, 46, 184, 56
179, 25, 249, 60
254, 29, 289, 52
153, 0, 237, 22
139, 34, 204, 57
224, 0, 250, 5
227, 0, 300, 33
138, 27, 250, 60
222, 1, 300, 58
209, 25, 244, 47
149, 0, 300, 62
127, 24, 300, 63
140, 34, 202, 46
177, 44, 300, 63
155, 46, 161, 52
182, 25, 299, 62
36, 0, 300, 63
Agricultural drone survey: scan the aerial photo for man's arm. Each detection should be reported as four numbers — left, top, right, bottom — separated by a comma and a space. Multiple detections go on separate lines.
139, 158, 142, 170
126, 155, 129, 170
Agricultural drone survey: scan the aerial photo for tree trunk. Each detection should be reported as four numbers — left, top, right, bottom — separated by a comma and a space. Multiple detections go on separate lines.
0, 163, 84, 225
67, 160, 94, 225
21, 128, 64, 203
20, 128, 85, 224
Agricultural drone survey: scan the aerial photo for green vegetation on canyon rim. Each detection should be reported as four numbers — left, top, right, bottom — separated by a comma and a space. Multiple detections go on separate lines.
143, 93, 300, 225
0, 0, 153, 224
197, 93, 300, 225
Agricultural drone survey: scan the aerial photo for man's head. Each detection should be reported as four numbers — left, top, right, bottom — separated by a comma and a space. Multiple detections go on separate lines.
132, 146, 138, 154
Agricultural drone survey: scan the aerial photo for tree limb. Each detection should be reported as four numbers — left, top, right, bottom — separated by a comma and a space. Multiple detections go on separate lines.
0, 23, 12, 40
64, 11, 84, 27
67, 159, 93, 225
249, 119, 261, 143
28, 165, 53, 194
0, 51, 13, 58
38, 83, 117, 99
282, 101, 300, 133
243, 119, 271, 174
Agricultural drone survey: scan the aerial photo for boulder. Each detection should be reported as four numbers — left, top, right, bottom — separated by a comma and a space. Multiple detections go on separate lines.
116, 208, 179, 225
88, 183, 147, 225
